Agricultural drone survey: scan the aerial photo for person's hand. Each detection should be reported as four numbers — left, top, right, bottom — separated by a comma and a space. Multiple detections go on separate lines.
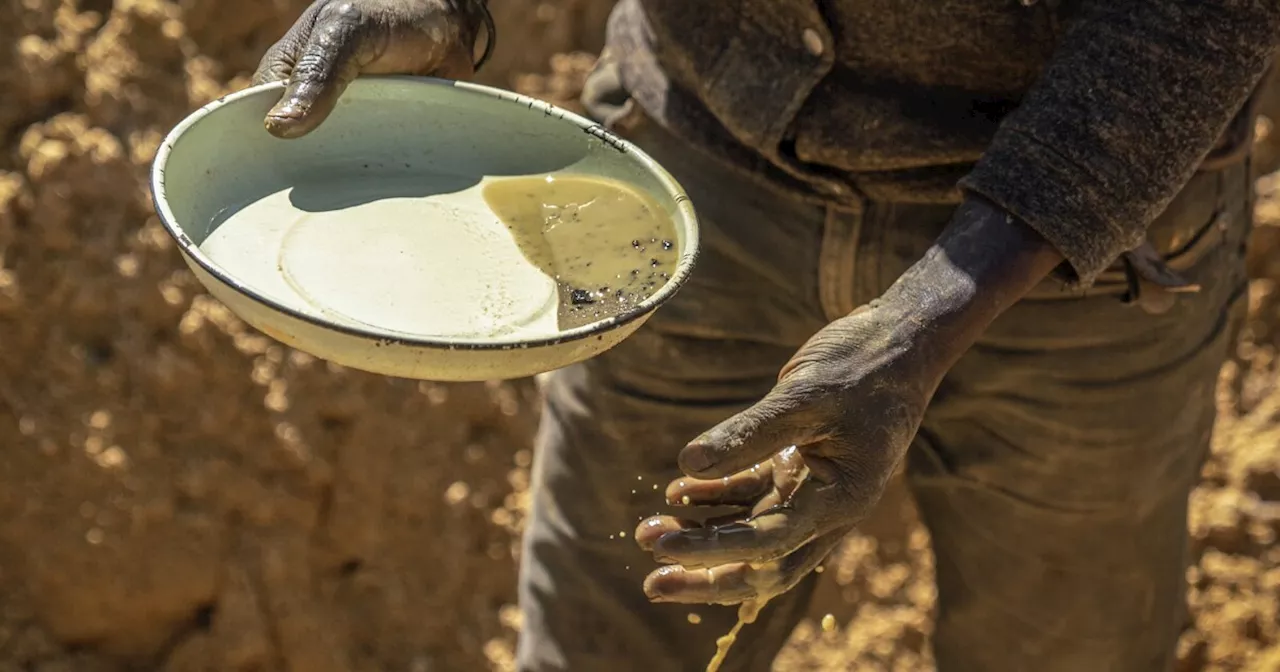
634, 301, 940, 605
633, 197, 1066, 606
252, 0, 492, 138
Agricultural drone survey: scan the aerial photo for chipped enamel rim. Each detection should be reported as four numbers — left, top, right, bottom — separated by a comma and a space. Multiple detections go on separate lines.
149, 75, 700, 351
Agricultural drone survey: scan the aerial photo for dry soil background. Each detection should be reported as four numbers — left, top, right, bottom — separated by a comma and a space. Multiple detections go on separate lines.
1, 1, 1279, 670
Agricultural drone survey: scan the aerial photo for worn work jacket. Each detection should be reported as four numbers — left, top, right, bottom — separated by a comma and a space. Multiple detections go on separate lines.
597, 0, 1280, 285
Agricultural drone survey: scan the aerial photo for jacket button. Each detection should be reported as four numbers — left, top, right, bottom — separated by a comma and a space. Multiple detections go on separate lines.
802, 28, 825, 57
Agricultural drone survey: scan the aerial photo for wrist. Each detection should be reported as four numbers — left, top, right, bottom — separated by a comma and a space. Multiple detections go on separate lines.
875, 196, 1062, 369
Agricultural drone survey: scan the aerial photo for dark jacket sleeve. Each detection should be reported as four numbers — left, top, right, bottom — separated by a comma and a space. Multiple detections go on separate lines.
958, 0, 1280, 285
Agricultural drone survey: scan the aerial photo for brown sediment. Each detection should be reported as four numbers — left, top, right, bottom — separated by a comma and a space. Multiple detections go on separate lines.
482, 173, 679, 330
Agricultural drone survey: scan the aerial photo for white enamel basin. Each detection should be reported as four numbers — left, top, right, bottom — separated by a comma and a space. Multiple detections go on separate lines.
150, 76, 699, 381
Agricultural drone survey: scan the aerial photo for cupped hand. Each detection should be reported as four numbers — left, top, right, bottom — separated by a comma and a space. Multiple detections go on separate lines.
252, 0, 492, 138
635, 302, 944, 605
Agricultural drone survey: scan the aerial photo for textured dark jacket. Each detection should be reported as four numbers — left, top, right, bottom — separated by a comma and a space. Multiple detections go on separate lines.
579, 0, 1279, 285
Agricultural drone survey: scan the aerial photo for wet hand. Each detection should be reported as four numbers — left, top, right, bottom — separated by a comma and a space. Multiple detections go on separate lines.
633, 198, 1065, 605
635, 303, 944, 605
252, 0, 491, 138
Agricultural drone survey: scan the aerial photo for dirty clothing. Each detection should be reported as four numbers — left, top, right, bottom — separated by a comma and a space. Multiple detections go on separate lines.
601, 0, 1279, 284
514, 55, 1254, 670
493, 0, 1274, 669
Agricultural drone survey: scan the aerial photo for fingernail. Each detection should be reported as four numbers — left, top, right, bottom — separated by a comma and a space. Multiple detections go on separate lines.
681, 444, 712, 473
263, 103, 306, 138
644, 586, 673, 603
270, 92, 309, 118
264, 120, 307, 140
643, 571, 672, 601
268, 106, 296, 121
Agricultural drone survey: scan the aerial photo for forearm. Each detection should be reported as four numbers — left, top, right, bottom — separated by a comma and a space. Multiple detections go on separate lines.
960, 0, 1280, 285
875, 197, 1062, 376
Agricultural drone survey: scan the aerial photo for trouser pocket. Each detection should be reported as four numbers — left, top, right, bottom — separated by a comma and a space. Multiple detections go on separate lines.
1024, 156, 1253, 310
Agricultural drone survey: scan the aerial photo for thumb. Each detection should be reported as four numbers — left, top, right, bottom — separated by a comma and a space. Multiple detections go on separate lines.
263, 3, 372, 139
679, 385, 824, 479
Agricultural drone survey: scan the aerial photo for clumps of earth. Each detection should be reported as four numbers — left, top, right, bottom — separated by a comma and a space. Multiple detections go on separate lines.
2, 1, 1280, 670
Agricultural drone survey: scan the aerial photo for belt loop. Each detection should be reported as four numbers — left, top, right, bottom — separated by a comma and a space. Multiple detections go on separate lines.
817, 203, 862, 321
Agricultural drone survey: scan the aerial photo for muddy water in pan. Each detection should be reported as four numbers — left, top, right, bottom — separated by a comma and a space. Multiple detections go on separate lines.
482, 173, 680, 330
199, 172, 680, 340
